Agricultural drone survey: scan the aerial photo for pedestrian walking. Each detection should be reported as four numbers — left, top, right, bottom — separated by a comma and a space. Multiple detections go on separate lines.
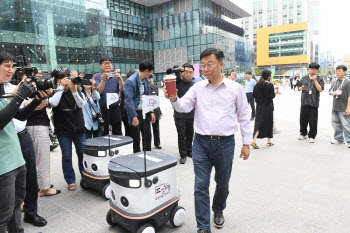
164, 48, 251, 233
251, 70, 276, 149
329, 65, 350, 148
297, 62, 324, 143
245, 71, 257, 121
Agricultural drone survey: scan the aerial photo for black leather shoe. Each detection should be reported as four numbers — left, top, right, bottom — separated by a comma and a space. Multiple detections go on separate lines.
213, 212, 225, 228
197, 229, 212, 233
23, 214, 47, 227
179, 157, 187, 164
155, 145, 162, 149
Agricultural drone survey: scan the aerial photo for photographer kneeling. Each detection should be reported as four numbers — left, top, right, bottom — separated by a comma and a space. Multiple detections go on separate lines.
0, 52, 44, 233
81, 77, 103, 139
49, 67, 86, 191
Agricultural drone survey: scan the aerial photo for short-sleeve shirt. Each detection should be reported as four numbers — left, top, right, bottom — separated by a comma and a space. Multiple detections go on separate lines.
300, 76, 324, 108
0, 99, 25, 176
94, 73, 120, 109
331, 78, 350, 112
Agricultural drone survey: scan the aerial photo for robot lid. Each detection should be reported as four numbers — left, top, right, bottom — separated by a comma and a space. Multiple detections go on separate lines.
108, 151, 177, 178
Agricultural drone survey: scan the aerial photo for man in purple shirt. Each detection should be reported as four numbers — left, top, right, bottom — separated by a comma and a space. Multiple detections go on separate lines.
165, 48, 251, 233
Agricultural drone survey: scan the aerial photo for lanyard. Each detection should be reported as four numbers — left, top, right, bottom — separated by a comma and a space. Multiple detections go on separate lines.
85, 93, 99, 115
333, 79, 345, 91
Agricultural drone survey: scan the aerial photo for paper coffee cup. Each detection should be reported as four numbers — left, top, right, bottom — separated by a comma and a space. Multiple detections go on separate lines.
164, 75, 177, 97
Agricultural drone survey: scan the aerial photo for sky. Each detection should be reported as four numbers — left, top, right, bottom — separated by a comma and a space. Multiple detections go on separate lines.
318, 0, 350, 60
234, 0, 350, 60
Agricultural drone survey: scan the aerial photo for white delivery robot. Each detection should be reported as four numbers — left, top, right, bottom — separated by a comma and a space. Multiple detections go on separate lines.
106, 151, 186, 233
80, 135, 133, 199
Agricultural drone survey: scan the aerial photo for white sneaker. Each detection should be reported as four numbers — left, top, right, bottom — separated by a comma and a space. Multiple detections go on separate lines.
309, 138, 315, 143
298, 135, 307, 140
331, 139, 345, 144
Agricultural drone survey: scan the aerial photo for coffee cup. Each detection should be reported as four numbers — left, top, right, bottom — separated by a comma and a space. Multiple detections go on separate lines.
164, 75, 177, 97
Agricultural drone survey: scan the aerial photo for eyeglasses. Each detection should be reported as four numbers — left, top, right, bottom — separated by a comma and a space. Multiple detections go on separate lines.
102, 62, 112, 66
200, 63, 216, 70
184, 70, 193, 74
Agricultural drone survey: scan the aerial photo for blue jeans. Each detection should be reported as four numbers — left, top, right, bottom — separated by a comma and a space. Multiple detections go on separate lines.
56, 133, 85, 184
192, 133, 235, 230
332, 111, 350, 143
85, 128, 101, 139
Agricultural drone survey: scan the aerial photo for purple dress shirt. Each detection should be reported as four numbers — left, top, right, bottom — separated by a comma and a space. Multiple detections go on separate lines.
172, 78, 251, 145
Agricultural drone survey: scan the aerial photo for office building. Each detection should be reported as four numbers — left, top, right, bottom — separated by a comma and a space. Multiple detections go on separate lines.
0, 0, 253, 82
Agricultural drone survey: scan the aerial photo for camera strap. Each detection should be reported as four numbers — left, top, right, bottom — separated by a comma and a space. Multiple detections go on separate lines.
85, 94, 99, 116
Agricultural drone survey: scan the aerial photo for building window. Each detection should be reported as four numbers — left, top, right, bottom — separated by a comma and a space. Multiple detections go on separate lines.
289, 19, 293, 24
283, 5, 287, 10
268, 22, 272, 27
259, 9, 263, 14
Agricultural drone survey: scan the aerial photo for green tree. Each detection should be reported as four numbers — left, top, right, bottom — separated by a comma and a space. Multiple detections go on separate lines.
255, 66, 262, 75
281, 70, 287, 75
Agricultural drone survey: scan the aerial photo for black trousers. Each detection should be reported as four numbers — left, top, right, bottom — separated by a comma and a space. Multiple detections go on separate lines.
246, 93, 255, 118
19, 132, 38, 217
152, 119, 161, 147
128, 111, 152, 153
290, 82, 293, 90
101, 106, 122, 136
0, 165, 26, 233
174, 118, 194, 158
299, 105, 318, 139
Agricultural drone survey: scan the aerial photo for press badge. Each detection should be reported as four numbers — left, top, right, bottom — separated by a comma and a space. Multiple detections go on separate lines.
309, 90, 312, 95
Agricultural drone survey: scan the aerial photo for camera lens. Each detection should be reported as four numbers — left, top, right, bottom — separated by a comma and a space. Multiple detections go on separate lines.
120, 196, 129, 209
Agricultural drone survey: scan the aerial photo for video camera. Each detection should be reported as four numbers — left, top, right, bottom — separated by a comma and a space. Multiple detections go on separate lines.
166, 65, 184, 79
12, 55, 54, 91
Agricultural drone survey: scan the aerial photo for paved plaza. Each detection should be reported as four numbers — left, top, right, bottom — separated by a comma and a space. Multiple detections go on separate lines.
24, 83, 350, 233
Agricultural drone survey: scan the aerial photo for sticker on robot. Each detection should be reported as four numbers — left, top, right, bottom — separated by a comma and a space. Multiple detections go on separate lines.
155, 183, 171, 200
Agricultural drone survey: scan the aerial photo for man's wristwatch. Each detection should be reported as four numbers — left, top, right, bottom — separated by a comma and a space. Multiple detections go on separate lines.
243, 144, 250, 148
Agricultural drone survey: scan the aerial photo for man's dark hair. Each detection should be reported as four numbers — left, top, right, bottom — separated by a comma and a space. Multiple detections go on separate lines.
52, 67, 70, 88
182, 63, 194, 71
0, 51, 14, 65
200, 48, 225, 62
126, 69, 137, 79
336, 65, 347, 72
245, 71, 252, 75
309, 62, 320, 70
139, 60, 154, 72
99, 56, 113, 65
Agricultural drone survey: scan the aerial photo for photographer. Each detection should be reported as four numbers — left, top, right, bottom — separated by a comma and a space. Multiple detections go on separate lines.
93, 56, 124, 136
81, 77, 103, 139
6, 69, 51, 227
49, 67, 86, 191
0, 52, 44, 233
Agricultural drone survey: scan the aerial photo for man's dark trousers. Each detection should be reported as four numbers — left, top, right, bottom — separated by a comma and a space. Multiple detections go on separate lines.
174, 118, 194, 158
152, 119, 161, 147
128, 111, 152, 153
246, 93, 255, 118
19, 132, 38, 218
0, 165, 26, 233
299, 105, 318, 139
192, 134, 235, 230
101, 105, 122, 136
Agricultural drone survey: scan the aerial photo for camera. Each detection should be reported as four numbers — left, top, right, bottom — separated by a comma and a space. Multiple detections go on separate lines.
92, 112, 103, 122
12, 55, 54, 91
67, 76, 81, 85
330, 90, 342, 98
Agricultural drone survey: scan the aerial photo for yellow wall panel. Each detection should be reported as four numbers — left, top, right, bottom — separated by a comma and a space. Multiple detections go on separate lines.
257, 22, 309, 66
